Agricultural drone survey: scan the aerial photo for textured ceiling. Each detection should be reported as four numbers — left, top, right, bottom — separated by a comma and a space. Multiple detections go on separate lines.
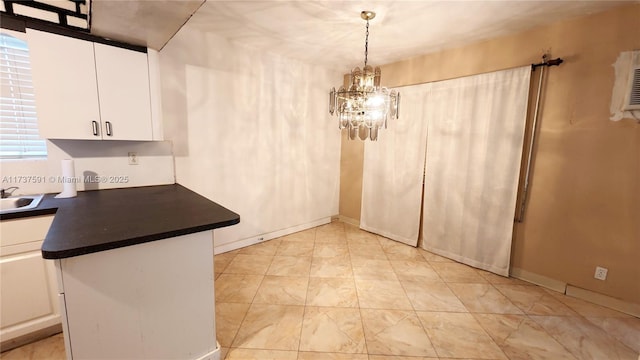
89, 0, 630, 71
90, 0, 204, 50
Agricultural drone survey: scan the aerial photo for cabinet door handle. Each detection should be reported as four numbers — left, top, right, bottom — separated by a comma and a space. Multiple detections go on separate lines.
105, 121, 113, 137
92, 121, 99, 136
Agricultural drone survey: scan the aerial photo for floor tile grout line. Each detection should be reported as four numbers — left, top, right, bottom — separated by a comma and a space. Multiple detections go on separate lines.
345, 233, 372, 357
214, 250, 239, 274
217, 302, 250, 358
215, 248, 268, 352
440, 271, 472, 314
395, 270, 443, 358
407, 308, 443, 359
295, 231, 318, 354
297, 296, 309, 354
224, 252, 274, 351
465, 312, 512, 360
528, 311, 639, 358
520, 312, 581, 360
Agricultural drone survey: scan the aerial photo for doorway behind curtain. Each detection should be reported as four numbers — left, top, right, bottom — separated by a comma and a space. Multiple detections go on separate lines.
360, 66, 531, 276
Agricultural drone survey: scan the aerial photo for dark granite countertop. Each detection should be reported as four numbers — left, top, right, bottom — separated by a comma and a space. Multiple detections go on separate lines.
0, 184, 239, 259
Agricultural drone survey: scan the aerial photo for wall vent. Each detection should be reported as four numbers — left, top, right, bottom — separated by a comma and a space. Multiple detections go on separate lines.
623, 66, 640, 111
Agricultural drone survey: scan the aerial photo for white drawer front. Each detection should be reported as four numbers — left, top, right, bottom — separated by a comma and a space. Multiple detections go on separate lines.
0, 215, 54, 247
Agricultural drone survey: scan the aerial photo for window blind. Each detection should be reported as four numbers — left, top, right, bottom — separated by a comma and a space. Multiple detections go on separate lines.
0, 32, 47, 159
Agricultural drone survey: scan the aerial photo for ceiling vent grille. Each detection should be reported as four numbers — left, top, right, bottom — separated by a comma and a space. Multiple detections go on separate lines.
623, 66, 640, 111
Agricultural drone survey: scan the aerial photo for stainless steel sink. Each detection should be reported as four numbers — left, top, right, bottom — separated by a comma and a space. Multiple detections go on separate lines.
0, 194, 44, 214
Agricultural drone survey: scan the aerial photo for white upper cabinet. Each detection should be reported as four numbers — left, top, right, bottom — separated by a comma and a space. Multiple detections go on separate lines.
27, 29, 154, 141
27, 29, 101, 140
94, 43, 152, 140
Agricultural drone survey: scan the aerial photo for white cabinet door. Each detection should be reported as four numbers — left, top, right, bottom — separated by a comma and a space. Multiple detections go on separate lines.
94, 43, 152, 141
0, 250, 53, 328
27, 30, 154, 141
0, 215, 59, 343
27, 29, 101, 140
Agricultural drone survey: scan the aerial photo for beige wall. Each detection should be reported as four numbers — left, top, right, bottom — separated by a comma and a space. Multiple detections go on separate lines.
338, 129, 364, 222
339, 4, 640, 304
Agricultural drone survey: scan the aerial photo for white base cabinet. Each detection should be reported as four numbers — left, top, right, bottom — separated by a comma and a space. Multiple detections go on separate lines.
0, 215, 59, 346
55, 231, 219, 360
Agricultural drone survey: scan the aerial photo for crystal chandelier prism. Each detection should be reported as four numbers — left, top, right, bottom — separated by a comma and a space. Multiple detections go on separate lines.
329, 11, 400, 141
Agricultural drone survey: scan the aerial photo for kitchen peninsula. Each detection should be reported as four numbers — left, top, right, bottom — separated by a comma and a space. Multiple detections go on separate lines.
4, 184, 239, 359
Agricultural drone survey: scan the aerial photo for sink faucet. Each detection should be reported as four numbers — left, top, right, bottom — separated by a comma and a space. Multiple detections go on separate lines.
0, 187, 18, 198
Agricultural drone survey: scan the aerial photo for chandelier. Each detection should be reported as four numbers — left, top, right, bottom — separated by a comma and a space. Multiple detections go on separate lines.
329, 11, 400, 141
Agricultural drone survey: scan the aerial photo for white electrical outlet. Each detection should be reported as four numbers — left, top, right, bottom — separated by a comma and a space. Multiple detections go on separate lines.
128, 152, 139, 165
594, 266, 608, 281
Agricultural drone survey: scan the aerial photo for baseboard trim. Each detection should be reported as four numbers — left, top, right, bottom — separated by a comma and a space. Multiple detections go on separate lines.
510, 267, 640, 317
213, 217, 332, 254
510, 267, 567, 293
194, 341, 221, 360
0, 323, 62, 353
566, 285, 640, 318
337, 215, 359, 227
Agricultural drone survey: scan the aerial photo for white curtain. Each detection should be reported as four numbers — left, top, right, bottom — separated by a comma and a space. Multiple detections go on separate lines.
360, 84, 430, 245
421, 66, 531, 275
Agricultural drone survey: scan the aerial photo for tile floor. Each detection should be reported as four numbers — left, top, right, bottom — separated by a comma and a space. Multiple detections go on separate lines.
3, 221, 639, 360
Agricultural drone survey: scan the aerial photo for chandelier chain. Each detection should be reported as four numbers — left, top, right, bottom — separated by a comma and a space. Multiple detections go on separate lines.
364, 20, 369, 66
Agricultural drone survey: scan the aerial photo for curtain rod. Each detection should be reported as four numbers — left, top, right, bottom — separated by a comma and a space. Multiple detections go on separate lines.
395, 56, 564, 89
531, 55, 564, 69
519, 53, 562, 222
